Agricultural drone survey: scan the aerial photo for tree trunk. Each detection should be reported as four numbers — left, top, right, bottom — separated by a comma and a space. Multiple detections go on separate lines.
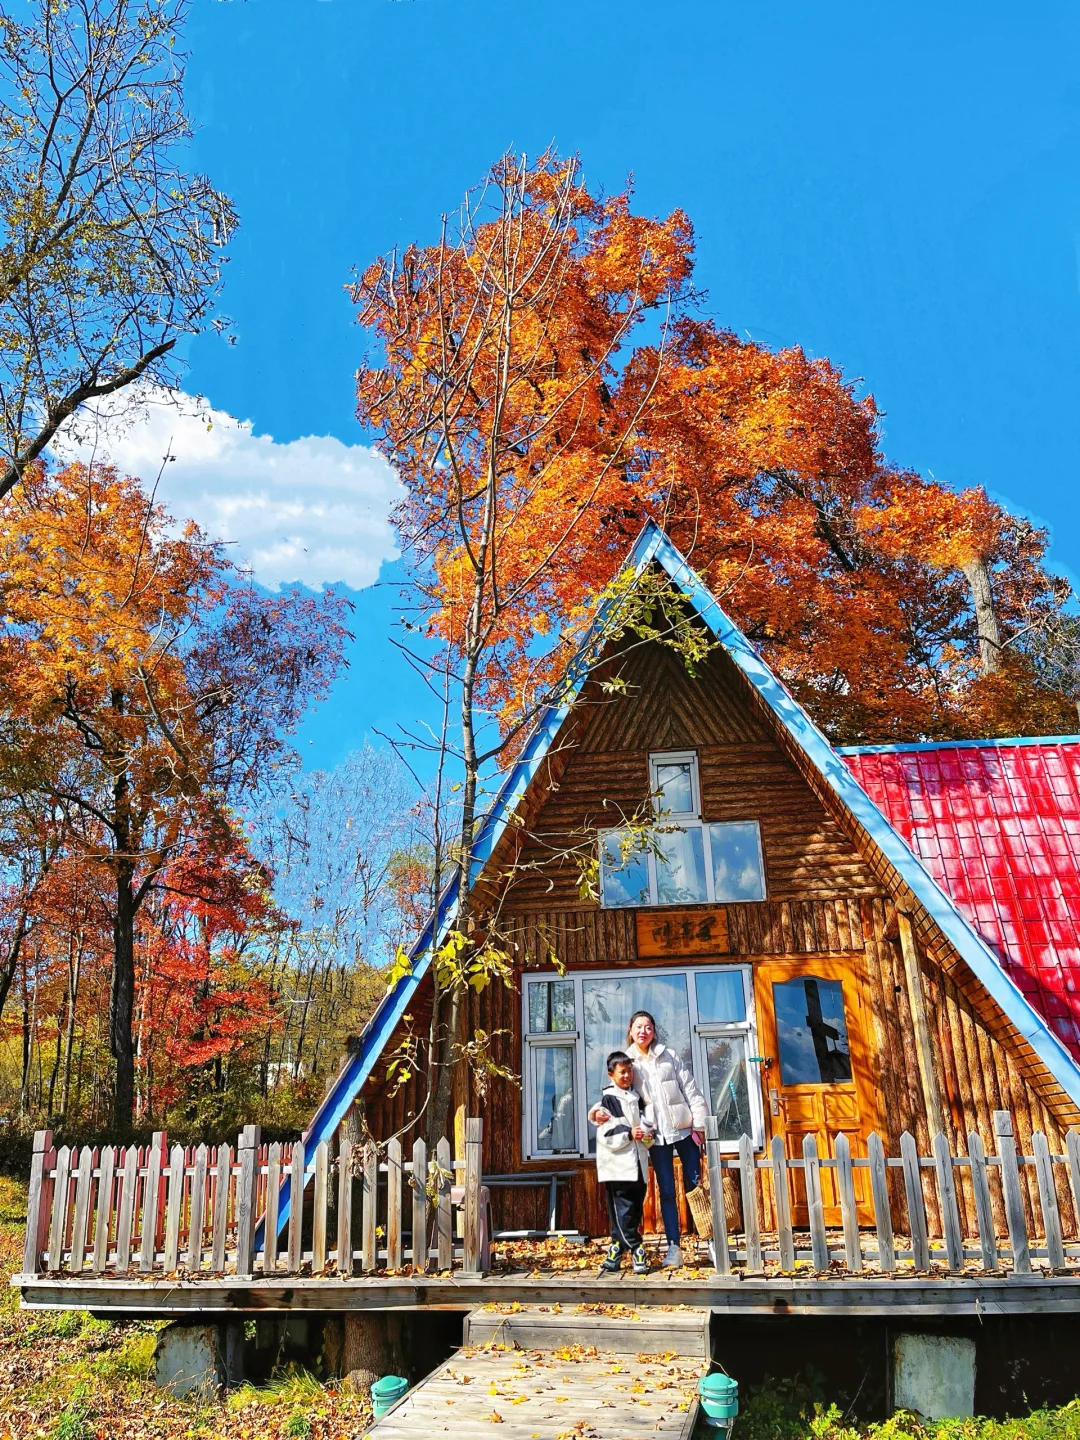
962, 556, 1002, 674
340, 1312, 404, 1396
110, 858, 137, 1129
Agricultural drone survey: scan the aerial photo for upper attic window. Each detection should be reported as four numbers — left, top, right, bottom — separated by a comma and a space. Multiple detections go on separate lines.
599, 749, 766, 909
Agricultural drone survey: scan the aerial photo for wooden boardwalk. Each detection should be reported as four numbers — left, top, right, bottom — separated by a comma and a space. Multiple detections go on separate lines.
366, 1306, 708, 1440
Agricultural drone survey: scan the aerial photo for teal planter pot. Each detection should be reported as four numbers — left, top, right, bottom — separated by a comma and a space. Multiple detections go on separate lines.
371, 1375, 409, 1418
699, 1372, 738, 1427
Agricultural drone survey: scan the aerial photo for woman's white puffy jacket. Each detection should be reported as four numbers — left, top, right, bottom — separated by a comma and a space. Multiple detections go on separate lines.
595, 1083, 653, 1184
629, 1042, 707, 1142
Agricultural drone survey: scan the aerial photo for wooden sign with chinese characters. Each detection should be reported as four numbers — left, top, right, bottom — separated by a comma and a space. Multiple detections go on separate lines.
637, 908, 729, 958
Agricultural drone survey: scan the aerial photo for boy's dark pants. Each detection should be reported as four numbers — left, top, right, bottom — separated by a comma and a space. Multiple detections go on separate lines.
606, 1179, 647, 1250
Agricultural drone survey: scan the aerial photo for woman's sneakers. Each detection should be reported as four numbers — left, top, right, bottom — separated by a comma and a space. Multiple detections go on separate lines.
601, 1243, 624, 1272
631, 1245, 649, 1274
662, 1242, 683, 1268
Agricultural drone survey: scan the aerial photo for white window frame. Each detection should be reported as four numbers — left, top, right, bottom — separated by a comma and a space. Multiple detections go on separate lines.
521, 962, 765, 1160
649, 749, 701, 818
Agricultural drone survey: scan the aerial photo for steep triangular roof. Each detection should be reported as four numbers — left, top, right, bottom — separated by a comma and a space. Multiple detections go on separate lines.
302, 521, 1080, 1165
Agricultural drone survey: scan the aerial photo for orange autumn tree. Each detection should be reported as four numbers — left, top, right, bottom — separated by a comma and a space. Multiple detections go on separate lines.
354, 150, 1077, 1139
0, 462, 350, 1127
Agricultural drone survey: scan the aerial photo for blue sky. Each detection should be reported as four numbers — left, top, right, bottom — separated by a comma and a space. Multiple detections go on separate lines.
114, 0, 1080, 771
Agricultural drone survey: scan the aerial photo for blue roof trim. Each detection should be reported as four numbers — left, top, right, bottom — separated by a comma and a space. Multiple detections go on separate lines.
839, 735, 1080, 756
270, 521, 1080, 1240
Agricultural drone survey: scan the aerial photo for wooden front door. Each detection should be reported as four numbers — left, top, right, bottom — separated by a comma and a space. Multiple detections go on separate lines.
754, 957, 880, 1225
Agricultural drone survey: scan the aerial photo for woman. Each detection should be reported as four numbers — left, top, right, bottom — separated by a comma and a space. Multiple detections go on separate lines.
590, 1009, 707, 1267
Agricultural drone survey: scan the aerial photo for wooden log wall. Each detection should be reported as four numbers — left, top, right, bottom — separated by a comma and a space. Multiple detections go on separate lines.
362, 638, 1080, 1241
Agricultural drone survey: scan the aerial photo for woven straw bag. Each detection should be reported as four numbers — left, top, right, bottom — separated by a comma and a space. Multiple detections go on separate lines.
685, 1160, 713, 1239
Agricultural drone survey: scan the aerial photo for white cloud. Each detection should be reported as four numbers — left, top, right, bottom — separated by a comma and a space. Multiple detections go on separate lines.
58, 387, 400, 591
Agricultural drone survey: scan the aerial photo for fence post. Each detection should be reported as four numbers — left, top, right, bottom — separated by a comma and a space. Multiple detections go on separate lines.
463, 1117, 483, 1275
23, 1130, 54, 1276
738, 1133, 762, 1272
139, 1133, 166, 1273
436, 1137, 452, 1270
235, 1125, 261, 1279
769, 1135, 795, 1272
900, 1131, 929, 1271
411, 1136, 430, 1272
803, 1134, 829, 1270
1032, 1131, 1065, 1271
704, 1116, 730, 1274
993, 1111, 1030, 1274
337, 1137, 353, 1277
386, 1137, 403, 1270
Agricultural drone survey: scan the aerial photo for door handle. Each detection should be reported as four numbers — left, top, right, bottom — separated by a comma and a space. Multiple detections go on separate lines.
769, 1088, 780, 1117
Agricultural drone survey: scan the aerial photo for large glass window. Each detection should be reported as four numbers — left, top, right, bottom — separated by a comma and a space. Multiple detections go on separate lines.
773, 976, 853, 1085
523, 964, 763, 1158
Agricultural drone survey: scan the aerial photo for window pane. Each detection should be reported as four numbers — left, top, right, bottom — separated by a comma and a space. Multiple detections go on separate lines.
656, 826, 708, 904
582, 972, 693, 1149
708, 822, 766, 901
599, 829, 651, 908
773, 977, 853, 1085
533, 1045, 578, 1153
695, 969, 747, 1023
528, 980, 576, 1033
705, 1035, 753, 1142
654, 761, 695, 815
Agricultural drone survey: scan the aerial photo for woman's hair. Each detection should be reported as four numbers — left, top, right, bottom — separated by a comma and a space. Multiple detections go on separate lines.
626, 1010, 657, 1048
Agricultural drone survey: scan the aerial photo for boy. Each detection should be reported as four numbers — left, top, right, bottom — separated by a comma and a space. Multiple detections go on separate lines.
594, 1049, 653, 1274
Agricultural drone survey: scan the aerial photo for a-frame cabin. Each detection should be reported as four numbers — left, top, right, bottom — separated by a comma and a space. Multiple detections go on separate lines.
313, 523, 1080, 1241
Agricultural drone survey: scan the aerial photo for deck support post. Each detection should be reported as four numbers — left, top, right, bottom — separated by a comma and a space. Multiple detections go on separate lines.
153, 1320, 245, 1398
889, 1332, 975, 1419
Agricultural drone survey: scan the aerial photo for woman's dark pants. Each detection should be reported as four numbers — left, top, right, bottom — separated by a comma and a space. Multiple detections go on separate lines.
648, 1136, 701, 1242
606, 1179, 647, 1250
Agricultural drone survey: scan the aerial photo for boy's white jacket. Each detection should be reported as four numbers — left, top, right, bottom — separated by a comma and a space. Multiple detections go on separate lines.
595, 1083, 653, 1183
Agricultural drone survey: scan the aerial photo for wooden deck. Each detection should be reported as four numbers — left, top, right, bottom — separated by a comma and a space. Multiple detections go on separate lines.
366, 1307, 707, 1440
14, 1267, 1080, 1316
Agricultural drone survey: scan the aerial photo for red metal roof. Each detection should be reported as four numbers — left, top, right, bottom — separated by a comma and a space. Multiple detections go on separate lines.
842, 738, 1080, 1060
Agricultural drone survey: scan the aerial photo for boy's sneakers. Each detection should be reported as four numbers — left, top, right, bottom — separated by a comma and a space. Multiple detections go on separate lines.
631, 1245, 649, 1274
601, 1243, 624, 1273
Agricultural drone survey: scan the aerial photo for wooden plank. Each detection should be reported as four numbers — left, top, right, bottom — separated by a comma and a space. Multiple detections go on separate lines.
211, 1144, 232, 1276
770, 1135, 795, 1271
360, 1142, 377, 1272
436, 1137, 452, 1271
463, 1119, 483, 1275
70, 1147, 94, 1274
92, 1146, 116, 1276
834, 1133, 860, 1271
994, 1111, 1031, 1275
163, 1144, 186, 1273
263, 1143, 281, 1276
337, 1138, 353, 1276
803, 1134, 829, 1271
1032, 1130, 1065, 1271
897, 913, 946, 1139
968, 1130, 998, 1271
868, 1132, 895, 1273
312, 1140, 330, 1274
411, 1137, 429, 1271
47, 1146, 72, 1272
900, 1131, 930, 1271
1067, 1130, 1080, 1245
704, 1117, 730, 1274
140, 1133, 165, 1274
115, 1146, 139, 1273
932, 1132, 963, 1273
187, 1145, 208, 1273
739, 1133, 762, 1272
235, 1125, 260, 1280
386, 1137, 403, 1271
287, 1141, 305, 1275
23, 1130, 54, 1277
